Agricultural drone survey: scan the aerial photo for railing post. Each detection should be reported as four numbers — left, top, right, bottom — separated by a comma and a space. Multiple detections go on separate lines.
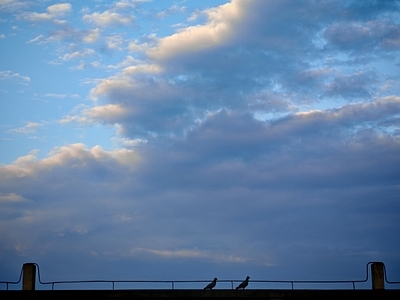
22, 263, 36, 290
371, 262, 385, 290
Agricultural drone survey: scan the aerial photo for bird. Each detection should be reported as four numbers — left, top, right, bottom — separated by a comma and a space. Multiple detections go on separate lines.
236, 276, 250, 290
204, 277, 218, 290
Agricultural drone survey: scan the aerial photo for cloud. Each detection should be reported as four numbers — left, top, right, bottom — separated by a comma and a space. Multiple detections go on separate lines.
324, 19, 400, 51
9, 122, 42, 134
80, 0, 150, 28
128, 40, 145, 52
26, 34, 45, 44
324, 71, 376, 99
59, 114, 88, 124
156, 3, 187, 19
1, 108, 399, 268
83, 104, 131, 123
0, 0, 30, 13
26, 27, 100, 45
257, 97, 400, 147
0, 193, 27, 203
113, 0, 150, 10
49, 27, 99, 44
82, 28, 100, 43
0, 143, 142, 257
147, 0, 246, 59
83, 0, 400, 141
146, 0, 342, 62
1, 104, 400, 278
89, 61, 163, 98
105, 34, 124, 50
2, 143, 140, 178
105, 55, 140, 69
132, 247, 251, 263
134, 247, 204, 259
20, 3, 72, 22
47, 3, 72, 15
0, 70, 30, 84
44, 93, 67, 99
1, 0, 400, 283
60, 48, 96, 61
82, 11, 135, 27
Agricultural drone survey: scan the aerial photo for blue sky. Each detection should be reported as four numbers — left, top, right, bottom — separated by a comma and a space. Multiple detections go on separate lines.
1, 0, 400, 290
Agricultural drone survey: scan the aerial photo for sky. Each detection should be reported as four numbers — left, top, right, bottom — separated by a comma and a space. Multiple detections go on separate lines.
1, 0, 400, 290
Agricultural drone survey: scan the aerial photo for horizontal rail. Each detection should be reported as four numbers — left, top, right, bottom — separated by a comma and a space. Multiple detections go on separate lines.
1, 261, 399, 290
0, 267, 23, 291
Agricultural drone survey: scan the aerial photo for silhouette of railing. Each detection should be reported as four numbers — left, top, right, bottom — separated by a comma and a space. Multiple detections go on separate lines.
0, 267, 23, 291
1, 262, 399, 290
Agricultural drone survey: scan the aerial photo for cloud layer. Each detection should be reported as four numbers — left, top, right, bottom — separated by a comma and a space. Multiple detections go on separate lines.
1, 0, 400, 286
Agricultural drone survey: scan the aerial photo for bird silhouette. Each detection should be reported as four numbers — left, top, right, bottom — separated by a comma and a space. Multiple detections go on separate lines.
204, 277, 218, 290
236, 276, 250, 290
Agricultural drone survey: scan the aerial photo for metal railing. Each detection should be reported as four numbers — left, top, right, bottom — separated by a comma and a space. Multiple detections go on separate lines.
0, 267, 23, 291
1, 261, 399, 290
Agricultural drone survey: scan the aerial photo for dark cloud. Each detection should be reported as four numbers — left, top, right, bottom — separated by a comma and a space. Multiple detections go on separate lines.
324, 19, 400, 52
2, 106, 400, 282
324, 71, 376, 99
345, 0, 400, 20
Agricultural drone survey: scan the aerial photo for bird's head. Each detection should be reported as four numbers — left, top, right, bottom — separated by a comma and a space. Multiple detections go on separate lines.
246, 276, 250, 280
214, 278, 218, 281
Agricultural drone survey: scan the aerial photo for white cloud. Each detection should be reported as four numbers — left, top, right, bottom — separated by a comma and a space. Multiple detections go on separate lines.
83, 104, 130, 122
59, 102, 130, 126
128, 40, 146, 52
12, 150, 39, 165
132, 247, 251, 263
122, 63, 162, 75
0, 193, 27, 203
47, 3, 72, 15
114, 0, 150, 10
105, 34, 124, 50
3, 143, 140, 175
26, 34, 45, 44
147, 0, 248, 59
27, 28, 100, 45
20, 3, 72, 22
82, 11, 134, 27
60, 48, 96, 61
156, 3, 187, 19
59, 114, 88, 124
89, 75, 136, 101
0, 0, 30, 13
112, 136, 147, 148
0, 70, 30, 84
105, 55, 140, 69
9, 122, 42, 134
83, 28, 100, 43
44, 93, 67, 98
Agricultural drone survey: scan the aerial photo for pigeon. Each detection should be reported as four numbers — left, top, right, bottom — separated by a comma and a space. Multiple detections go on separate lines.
204, 278, 218, 290
236, 276, 250, 290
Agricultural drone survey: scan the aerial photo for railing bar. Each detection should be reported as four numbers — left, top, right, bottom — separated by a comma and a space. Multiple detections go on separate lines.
2, 262, 399, 290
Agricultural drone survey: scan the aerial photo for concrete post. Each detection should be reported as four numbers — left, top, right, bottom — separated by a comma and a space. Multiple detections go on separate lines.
371, 262, 385, 290
22, 263, 36, 290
